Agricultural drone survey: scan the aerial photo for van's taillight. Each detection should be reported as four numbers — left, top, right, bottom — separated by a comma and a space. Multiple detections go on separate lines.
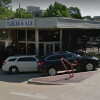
3, 61, 6, 66
39, 62, 44, 66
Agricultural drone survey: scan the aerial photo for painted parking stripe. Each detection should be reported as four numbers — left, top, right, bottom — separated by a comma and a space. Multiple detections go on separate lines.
10, 92, 53, 100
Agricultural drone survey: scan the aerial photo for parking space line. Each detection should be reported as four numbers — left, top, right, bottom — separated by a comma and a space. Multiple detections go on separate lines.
10, 92, 53, 100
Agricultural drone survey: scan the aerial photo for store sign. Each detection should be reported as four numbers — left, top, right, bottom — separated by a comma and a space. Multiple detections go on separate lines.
6, 19, 35, 28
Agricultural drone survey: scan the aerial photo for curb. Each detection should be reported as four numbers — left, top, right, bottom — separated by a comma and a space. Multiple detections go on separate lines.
28, 79, 64, 85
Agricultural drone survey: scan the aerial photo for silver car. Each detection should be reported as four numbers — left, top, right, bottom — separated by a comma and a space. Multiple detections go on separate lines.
2, 55, 38, 74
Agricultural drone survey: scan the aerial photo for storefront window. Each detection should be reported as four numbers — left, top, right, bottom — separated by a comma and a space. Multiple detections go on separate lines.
18, 30, 26, 41
27, 43, 35, 54
39, 30, 60, 42
55, 43, 60, 52
18, 43, 26, 54
39, 44, 44, 57
18, 43, 35, 55
27, 30, 35, 42
17, 30, 35, 55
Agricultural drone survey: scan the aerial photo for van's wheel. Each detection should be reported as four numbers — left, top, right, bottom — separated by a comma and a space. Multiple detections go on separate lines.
48, 68, 57, 76
9, 66, 19, 74
85, 63, 94, 71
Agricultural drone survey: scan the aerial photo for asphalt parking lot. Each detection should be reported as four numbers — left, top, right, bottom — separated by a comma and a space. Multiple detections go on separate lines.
0, 67, 100, 100
0, 69, 47, 83
0, 68, 100, 85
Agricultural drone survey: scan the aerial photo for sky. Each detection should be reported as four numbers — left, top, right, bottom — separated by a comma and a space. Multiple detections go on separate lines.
11, 0, 100, 17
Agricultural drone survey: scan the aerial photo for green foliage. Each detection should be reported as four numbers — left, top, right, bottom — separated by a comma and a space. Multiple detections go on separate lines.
0, 1, 91, 20
15, 8, 35, 18
44, 2, 71, 17
68, 7, 82, 19
82, 16, 92, 20
0, 7, 14, 19
0, 0, 12, 7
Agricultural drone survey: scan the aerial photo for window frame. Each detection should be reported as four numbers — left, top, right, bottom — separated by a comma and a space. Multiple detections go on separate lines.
17, 57, 36, 62
8, 58, 17, 62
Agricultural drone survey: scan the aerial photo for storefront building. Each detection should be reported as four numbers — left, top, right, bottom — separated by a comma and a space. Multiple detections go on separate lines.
0, 17, 100, 57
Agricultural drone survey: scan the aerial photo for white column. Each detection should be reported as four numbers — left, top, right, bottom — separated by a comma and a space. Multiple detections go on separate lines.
26, 30, 27, 54
60, 29, 62, 51
35, 29, 39, 56
5, 30, 11, 47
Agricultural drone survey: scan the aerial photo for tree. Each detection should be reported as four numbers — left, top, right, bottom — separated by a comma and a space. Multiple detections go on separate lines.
0, 0, 13, 19
68, 7, 82, 19
0, 7, 14, 19
15, 8, 34, 18
44, 2, 71, 17
83, 16, 92, 20
0, 0, 12, 7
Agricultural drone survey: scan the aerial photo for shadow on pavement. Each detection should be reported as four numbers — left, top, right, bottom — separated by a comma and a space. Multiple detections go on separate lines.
0, 69, 48, 83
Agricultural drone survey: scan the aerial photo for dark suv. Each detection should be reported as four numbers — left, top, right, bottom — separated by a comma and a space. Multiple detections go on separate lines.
38, 51, 99, 76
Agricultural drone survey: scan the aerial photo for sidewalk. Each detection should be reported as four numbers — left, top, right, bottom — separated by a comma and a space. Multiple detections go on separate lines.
61, 69, 100, 100
28, 69, 100, 85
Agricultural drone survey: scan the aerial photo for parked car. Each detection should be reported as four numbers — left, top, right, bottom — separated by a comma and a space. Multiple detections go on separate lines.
38, 51, 99, 76
2, 55, 38, 74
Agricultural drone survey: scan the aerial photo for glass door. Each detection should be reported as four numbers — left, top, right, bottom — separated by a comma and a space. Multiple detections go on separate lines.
44, 43, 55, 55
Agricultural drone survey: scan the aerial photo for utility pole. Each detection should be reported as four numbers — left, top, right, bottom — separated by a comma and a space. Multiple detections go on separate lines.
19, 3, 22, 18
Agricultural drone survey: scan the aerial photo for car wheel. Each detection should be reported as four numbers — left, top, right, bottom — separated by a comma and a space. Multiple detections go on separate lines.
9, 66, 19, 74
85, 63, 94, 71
48, 68, 57, 76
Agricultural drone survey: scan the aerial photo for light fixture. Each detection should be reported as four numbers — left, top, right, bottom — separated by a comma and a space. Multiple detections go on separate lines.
3, 30, 6, 34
